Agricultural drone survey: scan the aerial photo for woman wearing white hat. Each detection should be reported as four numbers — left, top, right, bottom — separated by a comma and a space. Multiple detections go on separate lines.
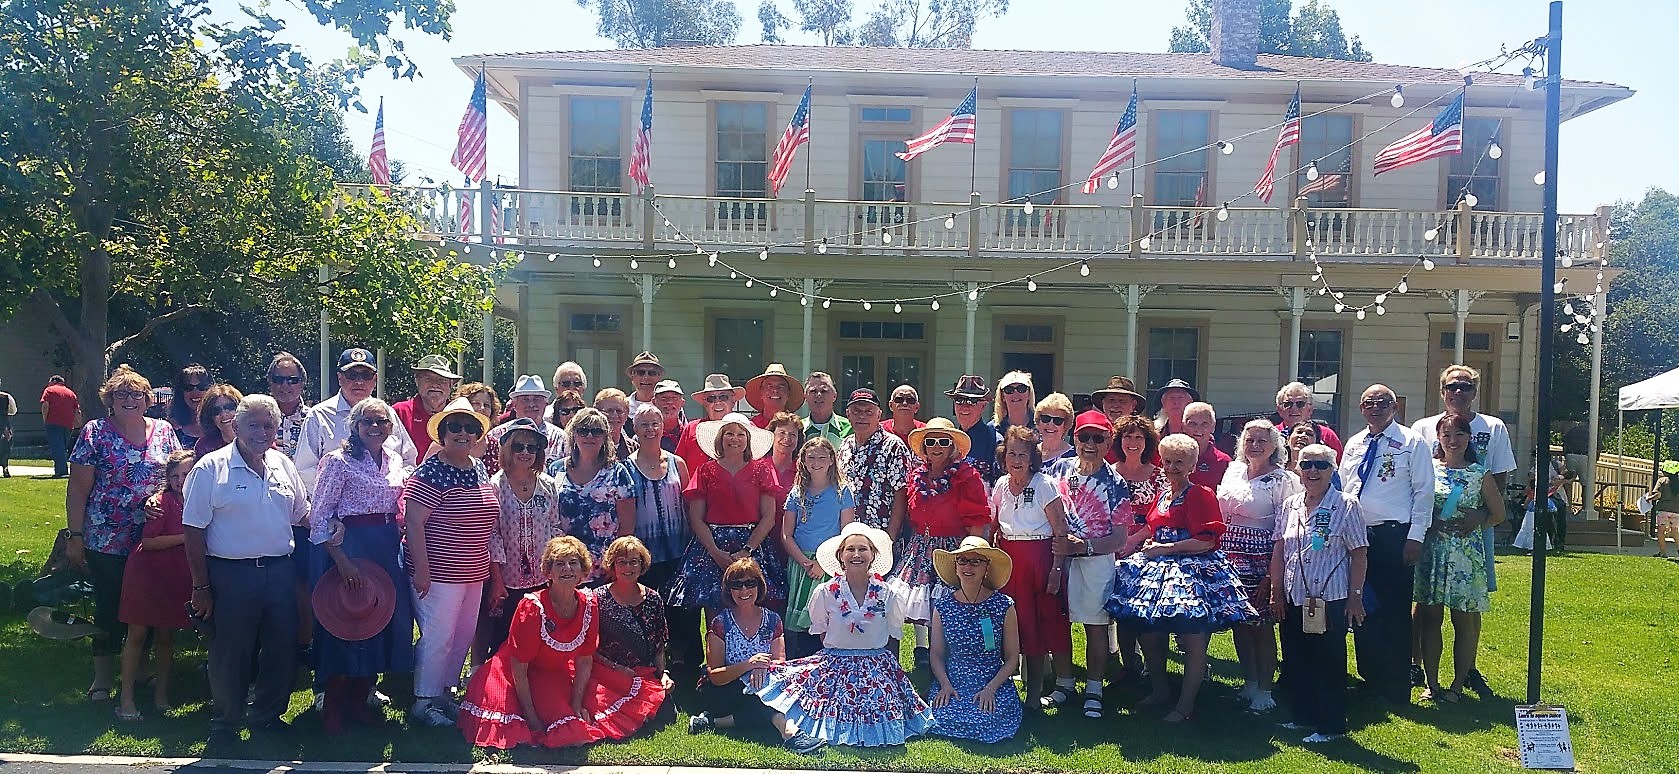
888, 418, 990, 668
750, 522, 935, 751
665, 413, 786, 610
991, 371, 1037, 436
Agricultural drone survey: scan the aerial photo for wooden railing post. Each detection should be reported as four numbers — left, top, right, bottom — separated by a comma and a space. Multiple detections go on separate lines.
1455, 198, 1472, 263
641, 185, 656, 250
1595, 204, 1613, 260
967, 192, 982, 258
803, 189, 816, 254
1130, 193, 1145, 259
1292, 196, 1309, 259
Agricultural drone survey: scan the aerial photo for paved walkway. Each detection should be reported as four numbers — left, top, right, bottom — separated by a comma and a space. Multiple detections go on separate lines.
6, 464, 60, 477
0, 754, 880, 774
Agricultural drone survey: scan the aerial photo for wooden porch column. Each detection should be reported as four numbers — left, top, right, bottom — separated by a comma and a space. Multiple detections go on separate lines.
1453, 288, 1472, 363
963, 282, 979, 374
801, 278, 814, 376
1125, 284, 1143, 378
1287, 286, 1305, 379
1584, 289, 1606, 518
639, 273, 656, 352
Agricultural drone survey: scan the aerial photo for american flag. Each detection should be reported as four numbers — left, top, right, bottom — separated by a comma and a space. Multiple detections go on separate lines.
1373, 92, 1464, 176
1300, 155, 1351, 196
369, 97, 390, 188
768, 85, 811, 196
628, 74, 653, 191
1081, 85, 1139, 194
1189, 174, 1208, 227
1254, 89, 1300, 203
897, 85, 977, 162
452, 69, 488, 184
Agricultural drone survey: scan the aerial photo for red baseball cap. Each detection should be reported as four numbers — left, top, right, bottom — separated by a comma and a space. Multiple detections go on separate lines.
1073, 410, 1114, 436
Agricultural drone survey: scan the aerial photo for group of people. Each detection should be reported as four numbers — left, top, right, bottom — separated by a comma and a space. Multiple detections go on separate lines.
60, 346, 1521, 753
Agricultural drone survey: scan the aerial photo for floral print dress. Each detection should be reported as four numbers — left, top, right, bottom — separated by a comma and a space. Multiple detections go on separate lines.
69, 418, 181, 556
1414, 461, 1490, 612
554, 462, 635, 582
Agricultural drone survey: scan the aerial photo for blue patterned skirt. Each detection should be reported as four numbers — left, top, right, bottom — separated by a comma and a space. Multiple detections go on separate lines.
1107, 527, 1256, 634
309, 519, 415, 677
664, 525, 788, 609
751, 647, 936, 747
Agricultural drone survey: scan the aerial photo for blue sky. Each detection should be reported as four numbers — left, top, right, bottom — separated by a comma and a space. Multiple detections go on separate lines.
224, 0, 1673, 211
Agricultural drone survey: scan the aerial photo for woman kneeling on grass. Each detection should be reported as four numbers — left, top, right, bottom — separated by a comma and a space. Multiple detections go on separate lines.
458, 535, 662, 749
750, 521, 936, 753
927, 537, 1023, 743
687, 558, 786, 736
115, 449, 196, 722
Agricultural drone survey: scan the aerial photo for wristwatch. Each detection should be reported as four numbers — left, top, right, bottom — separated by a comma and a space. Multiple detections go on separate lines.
1350, 589, 1363, 596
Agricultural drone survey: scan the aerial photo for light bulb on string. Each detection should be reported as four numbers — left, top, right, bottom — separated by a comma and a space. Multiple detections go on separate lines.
1561, 323, 1573, 333
800, 296, 809, 307
758, 249, 767, 261
708, 253, 718, 267
1022, 200, 1034, 216
546, 254, 556, 262
1107, 173, 1120, 190
729, 270, 738, 279
1376, 293, 1388, 304
695, 247, 705, 255
668, 257, 677, 269
1522, 67, 1537, 91
1356, 309, 1367, 320
1563, 302, 1575, 315
1422, 258, 1436, 271
1334, 302, 1345, 313
1561, 255, 1573, 268
1317, 287, 1327, 296
463, 244, 471, 254
862, 301, 872, 311
662, 219, 671, 227
1398, 278, 1409, 293
745, 279, 753, 288
1139, 236, 1152, 250
893, 303, 903, 314
1080, 262, 1091, 277
1577, 333, 1589, 345
930, 299, 940, 310
1488, 142, 1503, 160
1333, 291, 1344, 300
1376, 305, 1386, 316
1534, 170, 1546, 186
1553, 280, 1565, 293
1027, 278, 1038, 292
629, 258, 639, 269
944, 215, 956, 230
592, 257, 602, 268
1217, 140, 1234, 155
1463, 193, 1478, 208
818, 239, 828, 254
881, 231, 892, 245
968, 289, 979, 302
1390, 85, 1405, 108
1424, 227, 1439, 241
1216, 203, 1230, 222
1306, 161, 1320, 182
822, 299, 831, 309
769, 287, 778, 297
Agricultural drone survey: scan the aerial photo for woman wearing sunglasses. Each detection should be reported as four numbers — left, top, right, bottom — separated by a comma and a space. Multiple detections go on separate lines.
688, 559, 790, 739
991, 371, 1037, 436
405, 398, 501, 727
191, 384, 244, 458
890, 418, 990, 670
549, 407, 635, 584
1269, 443, 1367, 743
1033, 393, 1076, 461
167, 364, 213, 449
484, 420, 562, 660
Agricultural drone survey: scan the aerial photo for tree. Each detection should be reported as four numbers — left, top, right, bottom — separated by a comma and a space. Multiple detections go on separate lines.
1168, 0, 1373, 62
575, 0, 742, 47
757, 0, 1004, 48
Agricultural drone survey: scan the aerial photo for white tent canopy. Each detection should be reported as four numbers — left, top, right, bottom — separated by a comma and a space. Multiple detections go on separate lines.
1618, 366, 1679, 411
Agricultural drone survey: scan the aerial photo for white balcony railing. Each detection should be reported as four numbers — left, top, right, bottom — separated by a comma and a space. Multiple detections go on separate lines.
340, 184, 1608, 265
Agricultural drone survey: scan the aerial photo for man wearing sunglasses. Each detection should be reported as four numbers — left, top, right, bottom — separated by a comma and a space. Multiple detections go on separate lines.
1408, 364, 1515, 699
483, 375, 569, 476
40, 374, 81, 478
294, 348, 417, 491
1338, 384, 1434, 706
1274, 381, 1344, 458
625, 352, 684, 426
392, 355, 461, 455
801, 371, 851, 445
945, 374, 998, 482
881, 385, 925, 445
262, 353, 312, 459
676, 374, 744, 475
839, 388, 909, 537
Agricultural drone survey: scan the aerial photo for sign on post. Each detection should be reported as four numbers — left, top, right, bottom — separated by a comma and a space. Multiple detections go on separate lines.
1515, 705, 1576, 770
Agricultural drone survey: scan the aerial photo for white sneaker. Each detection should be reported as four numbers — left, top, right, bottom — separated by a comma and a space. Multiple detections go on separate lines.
410, 700, 454, 728
311, 691, 325, 712
1303, 733, 1343, 743
1277, 721, 1311, 731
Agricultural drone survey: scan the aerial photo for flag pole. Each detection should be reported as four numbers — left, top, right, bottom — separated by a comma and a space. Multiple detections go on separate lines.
1130, 79, 1139, 196
969, 78, 980, 196
804, 77, 814, 194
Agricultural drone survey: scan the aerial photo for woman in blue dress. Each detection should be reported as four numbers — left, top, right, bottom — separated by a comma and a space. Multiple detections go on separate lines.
927, 537, 1022, 743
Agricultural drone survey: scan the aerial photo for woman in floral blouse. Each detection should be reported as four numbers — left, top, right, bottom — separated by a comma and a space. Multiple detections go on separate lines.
590, 536, 676, 705
548, 408, 635, 583
486, 419, 563, 656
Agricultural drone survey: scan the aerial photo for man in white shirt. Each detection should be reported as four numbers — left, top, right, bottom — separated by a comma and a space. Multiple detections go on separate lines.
1338, 384, 1433, 705
181, 395, 309, 749
1410, 364, 1516, 698
293, 348, 417, 491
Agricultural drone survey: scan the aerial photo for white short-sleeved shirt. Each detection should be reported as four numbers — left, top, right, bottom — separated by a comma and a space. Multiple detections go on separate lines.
1339, 422, 1435, 542
1217, 465, 1302, 533
1412, 412, 1517, 477
182, 443, 308, 559
293, 392, 418, 492
805, 575, 907, 651
991, 473, 1062, 539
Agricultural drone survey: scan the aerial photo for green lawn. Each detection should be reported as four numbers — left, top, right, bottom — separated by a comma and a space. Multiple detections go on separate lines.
2, 475, 1674, 772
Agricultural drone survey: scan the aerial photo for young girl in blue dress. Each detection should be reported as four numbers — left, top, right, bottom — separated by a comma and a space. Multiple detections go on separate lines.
751, 522, 935, 752
927, 537, 1022, 743
780, 437, 856, 658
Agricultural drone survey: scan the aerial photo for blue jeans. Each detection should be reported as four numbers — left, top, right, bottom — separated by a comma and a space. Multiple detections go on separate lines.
45, 424, 70, 476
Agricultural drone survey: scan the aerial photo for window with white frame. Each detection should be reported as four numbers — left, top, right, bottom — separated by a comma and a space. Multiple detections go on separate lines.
568, 97, 623, 193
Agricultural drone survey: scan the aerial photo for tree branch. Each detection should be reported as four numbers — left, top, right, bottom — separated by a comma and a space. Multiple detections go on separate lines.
28, 288, 82, 349
103, 304, 210, 363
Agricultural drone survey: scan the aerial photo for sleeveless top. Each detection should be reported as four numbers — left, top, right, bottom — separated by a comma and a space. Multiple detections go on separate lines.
714, 607, 783, 664
627, 452, 688, 564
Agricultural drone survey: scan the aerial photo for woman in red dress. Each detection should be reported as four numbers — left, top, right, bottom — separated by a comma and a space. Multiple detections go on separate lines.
458, 535, 663, 749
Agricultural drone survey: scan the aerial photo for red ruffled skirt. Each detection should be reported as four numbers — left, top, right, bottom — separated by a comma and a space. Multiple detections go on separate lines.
459, 655, 666, 749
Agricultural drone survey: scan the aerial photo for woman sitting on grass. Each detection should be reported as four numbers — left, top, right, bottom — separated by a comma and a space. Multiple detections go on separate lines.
687, 558, 786, 736
750, 522, 936, 754
115, 449, 195, 722
589, 535, 674, 733
926, 537, 1022, 743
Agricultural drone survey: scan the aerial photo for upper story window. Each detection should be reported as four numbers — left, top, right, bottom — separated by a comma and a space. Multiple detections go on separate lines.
1449, 117, 1502, 210
1151, 110, 1211, 207
861, 107, 912, 123
858, 107, 911, 205
568, 97, 622, 193
1006, 109, 1064, 205
1297, 114, 1353, 207
715, 102, 769, 199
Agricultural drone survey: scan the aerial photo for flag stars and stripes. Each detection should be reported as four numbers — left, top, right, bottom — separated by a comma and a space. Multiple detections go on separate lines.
628, 74, 653, 192
768, 85, 811, 196
1082, 85, 1139, 194
897, 86, 977, 162
452, 70, 489, 184
1253, 89, 1300, 203
1373, 92, 1465, 176
369, 98, 390, 187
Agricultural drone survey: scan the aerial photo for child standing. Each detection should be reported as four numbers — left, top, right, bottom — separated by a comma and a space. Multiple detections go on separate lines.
115, 449, 195, 721
780, 437, 856, 658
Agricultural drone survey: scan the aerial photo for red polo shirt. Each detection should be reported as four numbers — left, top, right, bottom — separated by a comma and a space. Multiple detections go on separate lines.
40, 383, 80, 428
390, 397, 437, 452
1189, 442, 1232, 489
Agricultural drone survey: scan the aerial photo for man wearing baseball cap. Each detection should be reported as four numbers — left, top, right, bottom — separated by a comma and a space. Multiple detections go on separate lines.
392, 355, 461, 452
294, 348, 417, 491
839, 388, 910, 538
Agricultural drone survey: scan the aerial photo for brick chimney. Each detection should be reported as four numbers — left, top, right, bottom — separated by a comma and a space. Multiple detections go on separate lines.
1209, 0, 1261, 69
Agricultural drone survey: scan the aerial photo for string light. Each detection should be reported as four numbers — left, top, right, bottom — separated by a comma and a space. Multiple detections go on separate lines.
800, 296, 809, 306
818, 239, 828, 254
930, 299, 940, 310
1079, 261, 1090, 277
822, 299, 831, 309
1488, 142, 1503, 160
629, 258, 639, 269
1534, 170, 1546, 186
667, 257, 677, 269
1306, 161, 1320, 181
709, 253, 719, 267
1139, 236, 1151, 250
745, 279, 753, 288
882, 231, 892, 244
944, 215, 956, 229
863, 301, 872, 310
1217, 140, 1234, 155
1376, 305, 1386, 316
1107, 173, 1120, 190
769, 287, 777, 297
547, 254, 556, 262
1027, 278, 1038, 292
730, 270, 738, 279
592, 257, 602, 268
1424, 227, 1439, 241
1356, 308, 1367, 320
1422, 258, 1436, 271
893, 303, 903, 314
1216, 203, 1230, 222
758, 249, 767, 261
1390, 85, 1405, 108
968, 288, 979, 302
1022, 200, 1034, 216
1335, 302, 1345, 313
1398, 278, 1409, 294
1464, 193, 1479, 208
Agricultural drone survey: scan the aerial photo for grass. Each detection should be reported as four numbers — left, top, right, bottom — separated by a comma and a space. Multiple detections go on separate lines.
2, 475, 1675, 772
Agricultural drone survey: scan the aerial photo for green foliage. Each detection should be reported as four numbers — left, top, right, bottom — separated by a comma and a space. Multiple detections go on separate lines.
756, 0, 1003, 48
575, 0, 743, 47
1169, 0, 1373, 62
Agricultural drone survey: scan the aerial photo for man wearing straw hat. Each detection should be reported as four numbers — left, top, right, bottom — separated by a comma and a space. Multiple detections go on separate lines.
391, 355, 461, 456
745, 364, 805, 429
677, 374, 746, 475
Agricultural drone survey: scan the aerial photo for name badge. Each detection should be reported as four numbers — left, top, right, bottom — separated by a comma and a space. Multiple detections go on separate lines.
979, 617, 998, 652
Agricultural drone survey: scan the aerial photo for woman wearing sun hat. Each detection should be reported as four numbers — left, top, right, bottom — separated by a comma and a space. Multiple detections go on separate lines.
666, 413, 787, 611
1648, 460, 1679, 558
405, 397, 500, 727
888, 417, 990, 668
750, 521, 935, 751
926, 536, 1022, 743
744, 364, 805, 430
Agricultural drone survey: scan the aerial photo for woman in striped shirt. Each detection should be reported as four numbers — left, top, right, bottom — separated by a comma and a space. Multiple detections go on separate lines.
404, 398, 501, 728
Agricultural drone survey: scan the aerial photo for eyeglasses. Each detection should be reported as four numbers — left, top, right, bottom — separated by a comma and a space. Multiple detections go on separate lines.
509, 441, 542, 454
954, 556, 990, 566
341, 370, 376, 382
555, 405, 581, 416
922, 436, 955, 448
726, 580, 761, 591
267, 375, 304, 385
952, 397, 983, 406
110, 389, 148, 401
210, 402, 238, 415
1038, 415, 1068, 426
1280, 399, 1310, 409
357, 417, 392, 427
1443, 382, 1476, 393
890, 395, 919, 405
441, 420, 483, 437
183, 382, 210, 392
1360, 398, 1395, 409
573, 426, 607, 438
1298, 459, 1335, 471
1075, 432, 1111, 445
1001, 384, 1030, 395
556, 379, 584, 389
631, 368, 662, 378
704, 394, 735, 403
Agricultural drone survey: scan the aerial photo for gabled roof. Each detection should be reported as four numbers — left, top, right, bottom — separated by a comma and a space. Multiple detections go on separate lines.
461, 43, 1625, 91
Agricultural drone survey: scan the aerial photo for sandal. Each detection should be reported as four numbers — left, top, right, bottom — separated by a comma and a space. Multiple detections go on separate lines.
86, 688, 112, 703
114, 707, 144, 722
1163, 708, 1194, 723
1082, 694, 1104, 718
1041, 687, 1073, 709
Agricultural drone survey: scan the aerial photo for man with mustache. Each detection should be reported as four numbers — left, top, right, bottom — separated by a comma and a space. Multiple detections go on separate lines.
392, 355, 461, 456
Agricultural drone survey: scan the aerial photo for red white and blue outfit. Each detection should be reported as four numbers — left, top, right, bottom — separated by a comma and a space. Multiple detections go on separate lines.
1107, 484, 1256, 633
